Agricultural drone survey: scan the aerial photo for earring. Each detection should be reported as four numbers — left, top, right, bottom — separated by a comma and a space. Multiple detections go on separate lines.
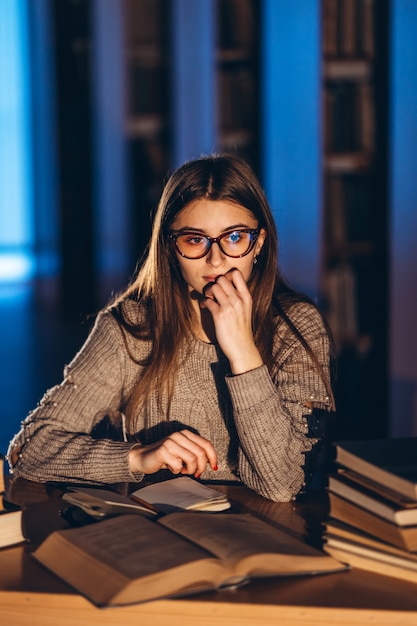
253, 255, 258, 265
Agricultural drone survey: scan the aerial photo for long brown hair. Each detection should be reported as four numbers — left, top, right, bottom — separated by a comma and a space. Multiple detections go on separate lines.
110, 154, 334, 429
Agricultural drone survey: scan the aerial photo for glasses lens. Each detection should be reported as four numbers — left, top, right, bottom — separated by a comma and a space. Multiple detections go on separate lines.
175, 234, 210, 258
219, 231, 254, 257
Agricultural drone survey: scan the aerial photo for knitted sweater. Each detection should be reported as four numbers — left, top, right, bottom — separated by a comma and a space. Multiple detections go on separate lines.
7, 299, 333, 502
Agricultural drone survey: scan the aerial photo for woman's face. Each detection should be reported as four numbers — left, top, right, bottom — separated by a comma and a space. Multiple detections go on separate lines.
170, 199, 266, 296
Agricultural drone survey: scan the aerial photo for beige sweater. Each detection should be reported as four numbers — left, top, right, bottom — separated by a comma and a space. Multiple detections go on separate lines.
8, 300, 333, 502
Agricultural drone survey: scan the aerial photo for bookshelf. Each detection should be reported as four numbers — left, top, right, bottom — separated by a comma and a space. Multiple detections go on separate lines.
122, 0, 260, 258
321, 0, 389, 438
123, 0, 171, 259
216, 0, 260, 172
122, 0, 261, 252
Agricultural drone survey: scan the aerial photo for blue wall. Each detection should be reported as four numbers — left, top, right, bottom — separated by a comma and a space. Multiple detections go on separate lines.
0, 0, 34, 283
261, 0, 322, 300
389, 0, 417, 435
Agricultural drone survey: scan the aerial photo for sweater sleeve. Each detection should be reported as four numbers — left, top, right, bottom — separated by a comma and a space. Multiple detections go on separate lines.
225, 303, 333, 502
7, 311, 144, 484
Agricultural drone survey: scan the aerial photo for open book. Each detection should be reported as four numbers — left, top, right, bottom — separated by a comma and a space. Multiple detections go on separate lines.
62, 477, 230, 519
33, 511, 346, 606
130, 476, 231, 513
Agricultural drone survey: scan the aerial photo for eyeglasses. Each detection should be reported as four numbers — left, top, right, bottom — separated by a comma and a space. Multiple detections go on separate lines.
169, 229, 260, 260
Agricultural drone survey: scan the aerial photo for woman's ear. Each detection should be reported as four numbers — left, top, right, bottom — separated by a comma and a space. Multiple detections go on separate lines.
255, 228, 267, 256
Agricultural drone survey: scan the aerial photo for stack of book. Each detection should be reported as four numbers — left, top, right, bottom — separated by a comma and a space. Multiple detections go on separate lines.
323, 437, 417, 583
0, 453, 25, 548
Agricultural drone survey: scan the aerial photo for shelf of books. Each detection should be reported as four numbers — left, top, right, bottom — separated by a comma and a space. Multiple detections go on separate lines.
322, 0, 379, 350
121, 0, 261, 257
321, 0, 389, 439
123, 0, 171, 258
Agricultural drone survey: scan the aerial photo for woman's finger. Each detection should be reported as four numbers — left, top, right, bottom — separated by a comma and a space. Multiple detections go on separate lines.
180, 430, 218, 472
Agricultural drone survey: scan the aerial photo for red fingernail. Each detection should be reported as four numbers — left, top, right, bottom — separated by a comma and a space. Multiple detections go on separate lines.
213, 465, 218, 471
195, 473, 201, 479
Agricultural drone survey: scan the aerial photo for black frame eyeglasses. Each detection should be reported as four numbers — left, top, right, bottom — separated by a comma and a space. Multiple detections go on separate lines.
169, 229, 260, 260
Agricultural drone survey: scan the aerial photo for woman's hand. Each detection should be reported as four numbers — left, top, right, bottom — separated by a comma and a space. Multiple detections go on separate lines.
128, 429, 218, 478
200, 268, 263, 374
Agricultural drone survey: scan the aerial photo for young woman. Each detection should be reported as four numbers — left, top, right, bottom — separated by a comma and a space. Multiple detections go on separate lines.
8, 154, 334, 502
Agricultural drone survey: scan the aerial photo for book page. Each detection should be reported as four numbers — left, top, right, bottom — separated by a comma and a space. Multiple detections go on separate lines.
131, 477, 230, 513
48, 514, 214, 576
160, 512, 332, 570
33, 514, 226, 605
63, 487, 158, 518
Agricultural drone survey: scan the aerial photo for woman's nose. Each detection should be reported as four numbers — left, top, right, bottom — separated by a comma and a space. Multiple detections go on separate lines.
206, 241, 226, 267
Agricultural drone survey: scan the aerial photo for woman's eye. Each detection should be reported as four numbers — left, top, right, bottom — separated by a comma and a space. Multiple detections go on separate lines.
227, 231, 242, 243
186, 236, 204, 245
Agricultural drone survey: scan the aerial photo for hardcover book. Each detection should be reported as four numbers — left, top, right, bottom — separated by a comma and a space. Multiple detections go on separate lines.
334, 437, 417, 500
328, 492, 417, 552
33, 511, 346, 606
324, 532, 417, 586
0, 454, 25, 548
324, 519, 417, 561
328, 471, 417, 526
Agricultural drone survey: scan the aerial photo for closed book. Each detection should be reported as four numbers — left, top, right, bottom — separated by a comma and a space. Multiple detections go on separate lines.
33, 511, 346, 607
0, 497, 25, 549
0, 454, 26, 548
338, 469, 417, 508
324, 519, 417, 562
334, 437, 417, 500
0, 453, 4, 493
328, 472, 417, 526
324, 534, 417, 585
328, 492, 417, 552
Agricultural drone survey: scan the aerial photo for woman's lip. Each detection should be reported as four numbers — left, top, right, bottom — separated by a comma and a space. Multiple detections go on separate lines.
203, 275, 219, 283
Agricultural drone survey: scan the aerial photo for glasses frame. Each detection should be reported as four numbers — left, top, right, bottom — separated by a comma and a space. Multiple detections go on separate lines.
169, 228, 260, 260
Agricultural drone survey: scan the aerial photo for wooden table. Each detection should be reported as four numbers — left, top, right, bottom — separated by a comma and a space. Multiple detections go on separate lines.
2, 478, 417, 625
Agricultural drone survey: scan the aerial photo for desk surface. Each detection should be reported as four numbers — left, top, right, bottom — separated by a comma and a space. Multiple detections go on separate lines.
2, 478, 417, 625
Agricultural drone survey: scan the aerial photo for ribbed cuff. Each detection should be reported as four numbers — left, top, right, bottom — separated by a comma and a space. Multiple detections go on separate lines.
225, 364, 277, 411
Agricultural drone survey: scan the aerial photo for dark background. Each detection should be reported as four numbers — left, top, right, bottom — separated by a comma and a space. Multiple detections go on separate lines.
1, 0, 416, 455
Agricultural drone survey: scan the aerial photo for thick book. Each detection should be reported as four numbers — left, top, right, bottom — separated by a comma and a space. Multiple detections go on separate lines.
33, 511, 346, 606
337, 468, 417, 508
324, 535, 417, 585
328, 471, 417, 526
0, 453, 4, 494
334, 437, 417, 500
0, 503, 24, 549
324, 519, 417, 562
63, 477, 230, 519
0, 454, 26, 548
328, 492, 417, 552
